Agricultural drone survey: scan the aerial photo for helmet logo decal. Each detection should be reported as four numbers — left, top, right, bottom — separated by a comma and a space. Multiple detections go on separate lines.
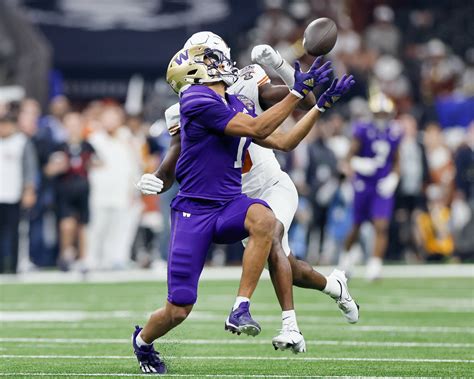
174, 50, 189, 65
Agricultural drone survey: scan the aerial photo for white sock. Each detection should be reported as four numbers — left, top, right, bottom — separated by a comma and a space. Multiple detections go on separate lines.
232, 296, 250, 311
136, 332, 152, 348
368, 256, 383, 265
282, 309, 299, 331
322, 275, 342, 299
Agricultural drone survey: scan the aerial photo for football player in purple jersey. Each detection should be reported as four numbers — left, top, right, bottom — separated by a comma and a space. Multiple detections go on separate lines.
131, 45, 330, 374
137, 31, 359, 359
339, 93, 402, 281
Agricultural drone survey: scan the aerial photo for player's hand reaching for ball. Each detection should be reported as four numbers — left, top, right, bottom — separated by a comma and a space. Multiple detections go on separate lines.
251, 44, 283, 69
316, 74, 355, 112
136, 173, 164, 195
291, 57, 332, 99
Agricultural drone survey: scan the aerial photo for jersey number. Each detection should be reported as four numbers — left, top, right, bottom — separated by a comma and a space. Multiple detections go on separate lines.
234, 137, 246, 168
371, 140, 390, 167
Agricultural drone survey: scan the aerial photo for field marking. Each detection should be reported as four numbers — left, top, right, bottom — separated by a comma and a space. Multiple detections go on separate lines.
1, 264, 473, 284
1, 355, 472, 364
5, 322, 474, 334
2, 310, 474, 324
1, 337, 472, 349
0, 374, 361, 378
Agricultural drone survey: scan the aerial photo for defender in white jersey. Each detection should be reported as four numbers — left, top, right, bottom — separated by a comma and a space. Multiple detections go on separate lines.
138, 32, 359, 353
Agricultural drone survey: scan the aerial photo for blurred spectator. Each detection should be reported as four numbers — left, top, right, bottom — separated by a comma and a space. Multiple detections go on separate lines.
454, 122, 474, 202
392, 114, 430, 260
127, 114, 162, 268
452, 122, 474, 260
253, 0, 296, 46
306, 120, 339, 257
364, 5, 401, 56
415, 185, 454, 259
420, 39, 464, 104
87, 104, 140, 270
0, 107, 37, 273
461, 48, 474, 96
39, 95, 70, 144
424, 122, 455, 201
17, 98, 59, 268
52, 113, 96, 271
373, 55, 413, 113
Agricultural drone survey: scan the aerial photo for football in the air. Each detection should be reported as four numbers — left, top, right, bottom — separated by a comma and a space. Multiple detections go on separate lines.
303, 17, 338, 56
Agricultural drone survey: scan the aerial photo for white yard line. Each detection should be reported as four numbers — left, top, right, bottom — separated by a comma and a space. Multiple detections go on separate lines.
0, 355, 472, 363
5, 321, 473, 334
2, 310, 474, 324
0, 374, 357, 378
1, 264, 473, 284
1, 337, 472, 348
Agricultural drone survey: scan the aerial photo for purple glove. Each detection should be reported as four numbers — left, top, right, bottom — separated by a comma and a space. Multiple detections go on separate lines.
291, 57, 332, 98
316, 74, 355, 112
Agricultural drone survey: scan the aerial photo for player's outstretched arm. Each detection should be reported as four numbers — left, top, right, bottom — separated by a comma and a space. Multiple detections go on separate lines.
254, 107, 321, 152
259, 83, 316, 111
252, 45, 331, 110
225, 58, 326, 139
225, 93, 300, 139
255, 75, 355, 152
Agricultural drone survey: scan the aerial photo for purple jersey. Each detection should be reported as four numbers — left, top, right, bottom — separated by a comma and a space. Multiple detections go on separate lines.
353, 121, 402, 184
175, 85, 256, 204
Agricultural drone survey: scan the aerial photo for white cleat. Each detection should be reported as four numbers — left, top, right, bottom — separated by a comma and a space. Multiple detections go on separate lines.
272, 329, 306, 354
365, 256, 383, 281
329, 269, 360, 324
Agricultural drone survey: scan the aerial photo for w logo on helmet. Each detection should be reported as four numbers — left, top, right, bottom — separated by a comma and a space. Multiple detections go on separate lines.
174, 50, 189, 65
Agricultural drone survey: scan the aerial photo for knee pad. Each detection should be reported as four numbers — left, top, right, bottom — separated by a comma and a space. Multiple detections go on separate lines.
168, 286, 197, 306
168, 248, 198, 305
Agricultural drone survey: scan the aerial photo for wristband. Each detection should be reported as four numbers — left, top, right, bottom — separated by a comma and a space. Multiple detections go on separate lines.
315, 105, 326, 113
275, 59, 296, 87
290, 89, 304, 99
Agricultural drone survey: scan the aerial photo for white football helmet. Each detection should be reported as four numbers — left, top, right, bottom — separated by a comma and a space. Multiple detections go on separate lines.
184, 31, 231, 61
183, 31, 236, 86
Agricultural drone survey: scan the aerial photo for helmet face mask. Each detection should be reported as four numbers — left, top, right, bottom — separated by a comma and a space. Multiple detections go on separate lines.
199, 48, 238, 86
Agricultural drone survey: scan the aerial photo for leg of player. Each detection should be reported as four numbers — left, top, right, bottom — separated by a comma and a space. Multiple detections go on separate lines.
132, 302, 192, 374
268, 221, 306, 353
366, 218, 389, 281
132, 208, 213, 374
226, 204, 275, 337
338, 223, 362, 277
58, 217, 77, 271
288, 253, 359, 323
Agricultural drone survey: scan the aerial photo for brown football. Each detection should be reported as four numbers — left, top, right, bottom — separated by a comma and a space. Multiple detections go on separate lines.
303, 18, 338, 56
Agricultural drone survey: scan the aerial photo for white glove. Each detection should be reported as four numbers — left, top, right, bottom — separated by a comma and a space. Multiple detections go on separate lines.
251, 44, 283, 69
136, 173, 164, 195
376, 172, 399, 198
350, 157, 379, 176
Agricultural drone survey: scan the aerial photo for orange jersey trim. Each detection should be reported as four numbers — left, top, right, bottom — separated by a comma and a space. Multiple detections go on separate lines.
257, 75, 270, 87
242, 151, 253, 173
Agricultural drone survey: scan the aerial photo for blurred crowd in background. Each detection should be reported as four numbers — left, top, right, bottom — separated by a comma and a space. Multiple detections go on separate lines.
0, 0, 473, 274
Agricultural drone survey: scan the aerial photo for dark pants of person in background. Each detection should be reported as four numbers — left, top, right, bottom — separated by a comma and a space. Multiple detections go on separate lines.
0, 203, 20, 273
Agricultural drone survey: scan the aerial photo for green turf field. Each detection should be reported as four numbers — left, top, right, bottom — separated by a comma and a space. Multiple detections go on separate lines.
1, 276, 473, 378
